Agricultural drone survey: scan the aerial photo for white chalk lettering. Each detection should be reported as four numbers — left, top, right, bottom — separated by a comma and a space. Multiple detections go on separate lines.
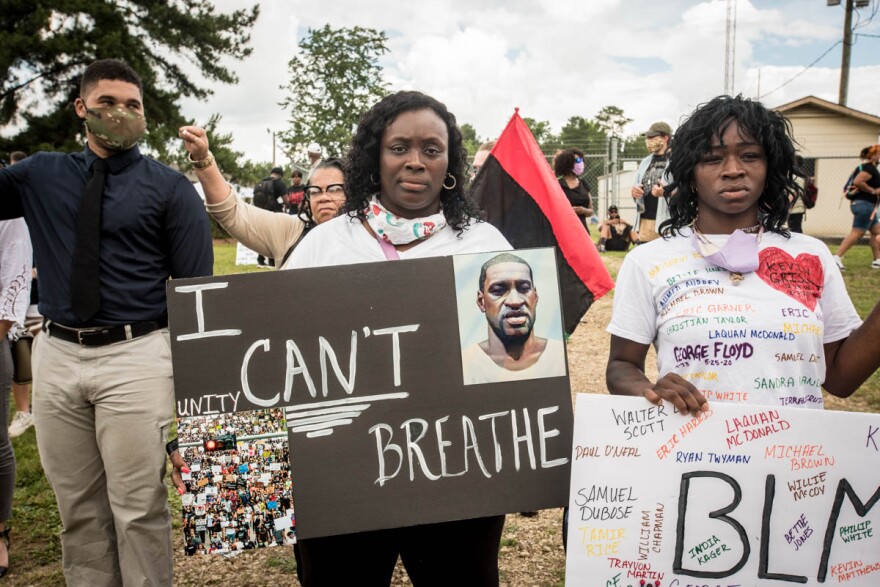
511, 408, 537, 472
285, 339, 317, 400
241, 339, 278, 407
174, 283, 242, 341
370, 407, 562, 485
538, 406, 569, 468
373, 324, 420, 386
403, 418, 441, 482
369, 423, 403, 487
318, 332, 357, 397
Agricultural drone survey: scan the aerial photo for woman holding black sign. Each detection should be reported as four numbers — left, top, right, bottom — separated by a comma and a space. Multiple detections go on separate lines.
606, 95, 880, 416
179, 128, 346, 267
287, 91, 512, 586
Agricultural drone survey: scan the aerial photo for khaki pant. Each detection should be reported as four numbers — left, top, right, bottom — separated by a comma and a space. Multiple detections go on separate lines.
639, 218, 659, 242
32, 329, 174, 587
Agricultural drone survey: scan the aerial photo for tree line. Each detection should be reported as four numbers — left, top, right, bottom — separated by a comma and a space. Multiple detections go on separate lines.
1, 6, 649, 186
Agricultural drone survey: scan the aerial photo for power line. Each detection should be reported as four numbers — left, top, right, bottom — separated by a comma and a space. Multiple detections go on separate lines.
851, 0, 878, 31
757, 40, 842, 100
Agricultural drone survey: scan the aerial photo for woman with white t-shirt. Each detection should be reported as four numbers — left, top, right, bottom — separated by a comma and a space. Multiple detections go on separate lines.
607, 95, 880, 416
288, 90, 511, 587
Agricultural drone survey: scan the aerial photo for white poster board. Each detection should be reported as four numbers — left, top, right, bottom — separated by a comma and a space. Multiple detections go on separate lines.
235, 242, 259, 266
566, 394, 880, 586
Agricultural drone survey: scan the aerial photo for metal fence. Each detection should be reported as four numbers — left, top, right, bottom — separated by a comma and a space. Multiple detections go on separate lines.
554, 152, 865, 238
472, 147, 866, 239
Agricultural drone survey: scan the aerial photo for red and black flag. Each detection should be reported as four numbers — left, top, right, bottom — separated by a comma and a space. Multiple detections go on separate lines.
468, 109, 614, 335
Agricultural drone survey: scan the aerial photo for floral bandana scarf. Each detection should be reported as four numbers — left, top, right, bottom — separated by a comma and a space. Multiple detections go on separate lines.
365, 195, 447, 245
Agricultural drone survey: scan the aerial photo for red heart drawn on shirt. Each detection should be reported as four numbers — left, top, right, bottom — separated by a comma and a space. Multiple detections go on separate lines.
756, 247, 824, 311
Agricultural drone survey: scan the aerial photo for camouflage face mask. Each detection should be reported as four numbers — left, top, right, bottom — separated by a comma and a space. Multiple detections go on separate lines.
82, 104, 146, 151
645, 136, 666, 153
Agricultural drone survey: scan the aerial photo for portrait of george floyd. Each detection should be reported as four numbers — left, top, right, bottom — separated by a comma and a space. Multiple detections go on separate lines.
454, 248, 567, 386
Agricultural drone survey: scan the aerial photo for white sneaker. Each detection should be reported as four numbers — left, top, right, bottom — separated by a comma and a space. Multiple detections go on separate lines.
833, 255, 845, 270
872, 259, 880, 269
8, 410, 34, 438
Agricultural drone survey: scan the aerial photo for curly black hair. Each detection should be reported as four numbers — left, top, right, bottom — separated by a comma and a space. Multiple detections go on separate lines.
553, 148, 585, 177
297, 158, 346, 229
343, 90, 480, 234
661, 95, 801, 237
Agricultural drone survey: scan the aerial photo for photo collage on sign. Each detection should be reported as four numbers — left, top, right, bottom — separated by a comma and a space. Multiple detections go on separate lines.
178, 408, 295, 556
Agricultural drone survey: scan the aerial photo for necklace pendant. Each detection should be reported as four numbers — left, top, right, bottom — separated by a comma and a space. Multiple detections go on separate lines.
729, 271, 744, 285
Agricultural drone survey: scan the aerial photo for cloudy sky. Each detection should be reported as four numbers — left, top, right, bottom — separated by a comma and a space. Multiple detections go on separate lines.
179, 0, 880, 163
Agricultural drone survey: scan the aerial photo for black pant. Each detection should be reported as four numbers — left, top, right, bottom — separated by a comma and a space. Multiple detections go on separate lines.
788, 213, 804, 233
297, 515, 505, 587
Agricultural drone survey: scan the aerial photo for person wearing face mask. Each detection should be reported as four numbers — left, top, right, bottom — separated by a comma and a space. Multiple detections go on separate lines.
607, 95, 879, 418
0, 59, 212, 586
632, 122, 673, 242
554, 148, 593, 233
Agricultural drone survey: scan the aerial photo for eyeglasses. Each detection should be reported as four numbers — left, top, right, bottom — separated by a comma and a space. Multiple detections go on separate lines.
574, 157, 584, 163
304, 184, 345, 199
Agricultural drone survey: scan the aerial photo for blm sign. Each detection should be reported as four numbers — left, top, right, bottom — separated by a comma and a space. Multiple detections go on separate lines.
167, 248, 573, 539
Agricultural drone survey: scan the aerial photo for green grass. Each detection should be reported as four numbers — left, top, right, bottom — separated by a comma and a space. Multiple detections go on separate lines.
265, 553, 299, 574
832, 242, 880, 411
212, 238, 273, 276
6, 240, 880, 584
499, 537, 519, 548
6, 243, 266, 584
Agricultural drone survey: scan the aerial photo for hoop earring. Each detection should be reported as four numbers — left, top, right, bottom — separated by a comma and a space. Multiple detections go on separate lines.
443, 173, 457, 190
370, 173, 380, 186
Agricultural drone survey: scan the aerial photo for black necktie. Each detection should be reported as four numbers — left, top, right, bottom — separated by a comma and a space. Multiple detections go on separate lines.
71, 158, 107, 323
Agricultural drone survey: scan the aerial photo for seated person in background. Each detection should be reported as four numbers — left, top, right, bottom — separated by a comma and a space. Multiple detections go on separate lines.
597, 205, 638, 252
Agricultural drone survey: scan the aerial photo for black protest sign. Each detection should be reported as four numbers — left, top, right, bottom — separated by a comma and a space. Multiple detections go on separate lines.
167, 248, 573, 539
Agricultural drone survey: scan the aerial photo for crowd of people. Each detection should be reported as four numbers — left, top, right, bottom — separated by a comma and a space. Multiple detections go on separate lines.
179, 415, 293, 557
178, 408, 288, 444
0, 56, 879, 587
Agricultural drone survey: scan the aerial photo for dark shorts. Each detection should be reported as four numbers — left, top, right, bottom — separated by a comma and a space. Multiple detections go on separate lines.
605, 238, 630, 252
851, 200, 880, 231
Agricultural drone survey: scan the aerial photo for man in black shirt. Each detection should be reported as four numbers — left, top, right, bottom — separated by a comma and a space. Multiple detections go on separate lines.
632, 121, 672, 242
254, 167, 287, 214
0, 59, 212, 586
253, 167, 287, 265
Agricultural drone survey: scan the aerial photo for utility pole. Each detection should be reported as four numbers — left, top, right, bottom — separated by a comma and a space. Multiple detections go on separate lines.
724, 0, 737, 95
267, 129, 276, 167
610, 137, 619, 209
839, 0, 854, 106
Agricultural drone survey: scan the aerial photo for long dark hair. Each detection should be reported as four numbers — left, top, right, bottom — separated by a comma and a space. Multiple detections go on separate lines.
344, 90, 479, 234
661, 95, 800, 237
